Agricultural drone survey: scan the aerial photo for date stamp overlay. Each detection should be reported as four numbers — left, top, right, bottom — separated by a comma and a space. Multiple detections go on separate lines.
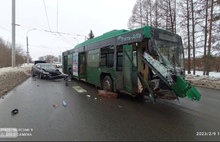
196, 131, 220, 137
0, 128, 33, 138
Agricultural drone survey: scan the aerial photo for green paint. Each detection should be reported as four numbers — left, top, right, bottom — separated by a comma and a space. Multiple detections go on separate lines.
123, 45, 133, 94
74, 26, 159, 50
87, 66, 101, 87
171, 76, 201, 101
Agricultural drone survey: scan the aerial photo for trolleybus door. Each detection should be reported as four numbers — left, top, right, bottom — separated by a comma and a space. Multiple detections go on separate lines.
123, 45, 133, 94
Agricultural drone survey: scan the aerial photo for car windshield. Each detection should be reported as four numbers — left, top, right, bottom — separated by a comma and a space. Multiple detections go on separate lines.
40, 64, 56, 70
155, 40, 184, 69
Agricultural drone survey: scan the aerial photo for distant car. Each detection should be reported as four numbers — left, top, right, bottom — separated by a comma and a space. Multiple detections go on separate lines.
34, 60, 46, 65
32, 63, 68, 79
53, 62, 62, 68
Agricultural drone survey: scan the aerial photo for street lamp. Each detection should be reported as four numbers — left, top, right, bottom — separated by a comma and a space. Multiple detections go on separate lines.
57, 47, 62, 63
26, 28, 36, 64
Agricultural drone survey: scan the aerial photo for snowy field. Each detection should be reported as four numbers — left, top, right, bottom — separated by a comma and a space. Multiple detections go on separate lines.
0, 63, 33, 75
186, 70, 220, 78
0, 64, 32, 96
185, 71, 220, 89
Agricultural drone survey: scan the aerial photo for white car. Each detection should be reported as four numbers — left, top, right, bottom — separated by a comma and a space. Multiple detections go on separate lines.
53, 62, 62, 68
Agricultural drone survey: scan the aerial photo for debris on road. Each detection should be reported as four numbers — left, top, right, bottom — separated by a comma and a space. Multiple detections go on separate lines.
1, 96, 4, 99
11, 109, 19, 115
94, 97, 97, 100
63, 101, 67, 107
118, 105, 122, 108
65, 82, 69, 86
98, 90, 118, 98
53, 104, 59, 108
37, 85, 39, 87
87, 95, 91, 97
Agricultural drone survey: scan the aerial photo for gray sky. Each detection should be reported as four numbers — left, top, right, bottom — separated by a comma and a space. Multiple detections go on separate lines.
0, 0, 136, 60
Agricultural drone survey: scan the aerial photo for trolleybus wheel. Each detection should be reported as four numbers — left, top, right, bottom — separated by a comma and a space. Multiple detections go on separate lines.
102, 76, 113, 92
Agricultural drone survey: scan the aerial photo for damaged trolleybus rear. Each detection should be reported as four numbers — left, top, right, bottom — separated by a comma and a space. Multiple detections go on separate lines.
62, 26, 201, 103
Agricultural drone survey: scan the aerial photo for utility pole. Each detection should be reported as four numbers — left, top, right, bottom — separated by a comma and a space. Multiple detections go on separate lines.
26, 28, 36, 64
12, 0, 16, 67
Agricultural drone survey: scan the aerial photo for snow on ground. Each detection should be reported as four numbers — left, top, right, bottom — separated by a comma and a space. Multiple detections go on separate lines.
0, 63, 33, 75
185, 71, 220, 90
0, 64, 32, 96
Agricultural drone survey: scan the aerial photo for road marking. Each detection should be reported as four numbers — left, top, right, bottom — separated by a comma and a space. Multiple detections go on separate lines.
72, 86, 87, 93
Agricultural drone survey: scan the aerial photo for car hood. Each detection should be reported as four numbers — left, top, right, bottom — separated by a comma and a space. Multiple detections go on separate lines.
42, 68, 58, 73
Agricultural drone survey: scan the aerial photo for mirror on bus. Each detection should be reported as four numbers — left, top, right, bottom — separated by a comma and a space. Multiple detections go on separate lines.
148, 39, 157, 55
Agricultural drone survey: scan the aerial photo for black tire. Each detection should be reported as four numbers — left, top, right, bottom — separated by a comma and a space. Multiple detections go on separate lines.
32, 71, 36, 77
102, 76, 113, 92
39, 73, 43, 79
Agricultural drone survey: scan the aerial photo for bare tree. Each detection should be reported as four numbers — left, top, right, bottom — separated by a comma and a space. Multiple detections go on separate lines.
0, 38, 27, 67
38, 55, 58, 63
191, 0, 196, 75
152, 0, 160, 27
128, 0, 144, 29
203, 0, 209, 75
158, 0, 177, 32
88, 30, 95, 39
186, 0, 191, 74
206, 0, 214, 75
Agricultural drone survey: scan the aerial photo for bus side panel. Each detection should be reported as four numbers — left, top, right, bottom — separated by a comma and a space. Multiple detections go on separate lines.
62, 55, 68, 74
68, 54, 73, 75
86, 49, 101, 87
115, 72, 123, 90
87, 66, 101, 87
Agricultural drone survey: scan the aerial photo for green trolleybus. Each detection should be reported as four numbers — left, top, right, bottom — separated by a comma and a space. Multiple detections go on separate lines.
62, 26, 201, 102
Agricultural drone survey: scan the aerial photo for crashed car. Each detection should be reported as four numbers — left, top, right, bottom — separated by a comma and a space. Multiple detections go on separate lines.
32, 63, 68, 79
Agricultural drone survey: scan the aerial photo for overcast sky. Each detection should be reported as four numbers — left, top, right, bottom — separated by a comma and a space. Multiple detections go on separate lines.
0, 0, 136, 60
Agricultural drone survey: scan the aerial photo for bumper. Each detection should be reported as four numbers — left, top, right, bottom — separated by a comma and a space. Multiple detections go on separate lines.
42, 73, 68, 79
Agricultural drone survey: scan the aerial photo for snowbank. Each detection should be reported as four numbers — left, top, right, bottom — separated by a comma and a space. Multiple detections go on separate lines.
0, 64, 32, 96
185, 72, 220, 90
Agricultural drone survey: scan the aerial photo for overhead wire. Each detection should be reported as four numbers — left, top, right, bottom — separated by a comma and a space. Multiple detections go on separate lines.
42, 0, 75, 46
43, 0, 51, 31
0, 25, 11, 32
15, 24, 82, 46
0, 25, 26, 38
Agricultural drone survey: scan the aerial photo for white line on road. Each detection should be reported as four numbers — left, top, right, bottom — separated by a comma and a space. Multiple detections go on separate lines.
72, 86, 87, 93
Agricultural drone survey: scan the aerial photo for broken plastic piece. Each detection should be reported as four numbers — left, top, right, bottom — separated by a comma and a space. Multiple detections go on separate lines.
63, 101, 67, 107
53, 104, 59, 108
11, 109, 19, 115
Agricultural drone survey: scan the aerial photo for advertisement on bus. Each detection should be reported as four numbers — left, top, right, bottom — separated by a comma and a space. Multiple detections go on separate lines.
72, 53, 78, 76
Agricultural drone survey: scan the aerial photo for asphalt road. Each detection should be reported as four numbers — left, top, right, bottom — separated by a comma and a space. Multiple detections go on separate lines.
0, 76, 220, 141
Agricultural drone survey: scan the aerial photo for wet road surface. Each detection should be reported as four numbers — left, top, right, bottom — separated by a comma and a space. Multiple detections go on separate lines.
0, 77, 220, 141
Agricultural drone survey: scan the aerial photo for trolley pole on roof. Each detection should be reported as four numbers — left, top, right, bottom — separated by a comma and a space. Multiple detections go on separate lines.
12, 0, 16, 67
